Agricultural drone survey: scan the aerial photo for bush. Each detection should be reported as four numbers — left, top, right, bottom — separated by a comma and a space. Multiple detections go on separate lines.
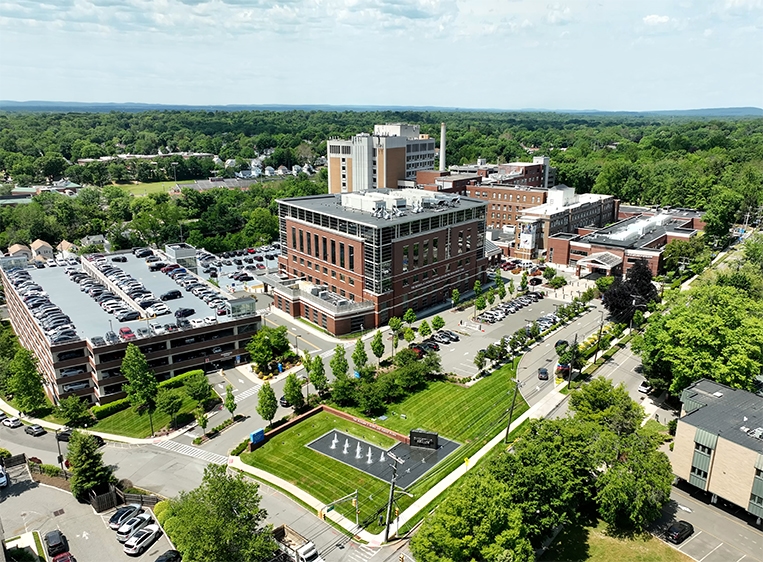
91, 398, 131, 420
667, 419, 677, 436
159, 369, 204, 390
153, 500, 170, 523
231, 439, 249, 456
0, 448, 11, 460
40, 464, 64, 477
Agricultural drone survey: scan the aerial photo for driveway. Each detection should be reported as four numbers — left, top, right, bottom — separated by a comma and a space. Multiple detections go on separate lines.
0, 465, 174, 562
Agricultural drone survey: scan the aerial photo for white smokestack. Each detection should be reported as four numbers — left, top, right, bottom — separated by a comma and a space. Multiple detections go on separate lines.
439, 122, 446, 172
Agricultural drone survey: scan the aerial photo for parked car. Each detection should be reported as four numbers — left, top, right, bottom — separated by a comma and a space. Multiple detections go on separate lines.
111, 255, 128, 262
279, 396, 291, 408
116, 512, 153, 543
160, 289, 182, 301
638, 380, 653, 394
105, 331, 119, 345
2, 416, 22, 428
52, 554, 77, 562
537, 367, 549, 381
155, 550, 182, 562
0, 467, 8, 487
419, 340, 440, 352
44, 530, 68, 556
174, 307, 195, 318
123, 524, 162, 555
109, 504, 144, 530
666, 520, 694, 544
25, 424, 46, 436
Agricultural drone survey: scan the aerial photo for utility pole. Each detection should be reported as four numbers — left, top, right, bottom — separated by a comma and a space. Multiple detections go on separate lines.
504, 379, 521, 443
384, 452, 405, 543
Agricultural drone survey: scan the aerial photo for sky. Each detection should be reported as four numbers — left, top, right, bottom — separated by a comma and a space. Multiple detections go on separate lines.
0, 0, 761, 111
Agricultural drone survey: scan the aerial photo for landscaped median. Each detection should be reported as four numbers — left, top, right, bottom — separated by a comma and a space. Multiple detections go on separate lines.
238, 358, 528, 535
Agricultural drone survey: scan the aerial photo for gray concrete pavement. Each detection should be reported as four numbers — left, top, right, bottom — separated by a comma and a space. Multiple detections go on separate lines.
0, 465, 174, 562
652, 486, 763, 562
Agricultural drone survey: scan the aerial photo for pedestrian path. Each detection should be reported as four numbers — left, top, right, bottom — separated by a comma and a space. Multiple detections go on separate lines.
347, 544, 379, 562
153, 439, 228, 465
234, 385, 260, 403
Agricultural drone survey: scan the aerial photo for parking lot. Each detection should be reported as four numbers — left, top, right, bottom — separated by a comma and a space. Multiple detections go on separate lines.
0, 465, 174, 561
433, 294, 567, 379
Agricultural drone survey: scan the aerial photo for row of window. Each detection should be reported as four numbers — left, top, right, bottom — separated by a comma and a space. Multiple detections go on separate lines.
491, 213, 523, 221
401, 259, 469, 287
466, 191, 543, 203
291, 227, 355, 271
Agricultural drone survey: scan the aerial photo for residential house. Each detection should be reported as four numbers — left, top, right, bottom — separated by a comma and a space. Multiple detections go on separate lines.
30, 239, 54, 261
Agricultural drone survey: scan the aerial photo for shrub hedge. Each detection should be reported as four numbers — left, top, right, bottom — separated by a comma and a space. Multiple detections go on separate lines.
158, 369, 204, 390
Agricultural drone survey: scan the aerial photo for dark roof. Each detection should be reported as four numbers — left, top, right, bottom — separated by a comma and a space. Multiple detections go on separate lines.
680, 379, 763, 454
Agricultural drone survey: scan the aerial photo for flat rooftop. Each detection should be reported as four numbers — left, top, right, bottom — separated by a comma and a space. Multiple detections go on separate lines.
580, 214, 694, 250
23, 253, 251, 343
680, 379, 763, 454
524, 192, 611, 216
620, 205, 704, 220
279, 190, 486, 228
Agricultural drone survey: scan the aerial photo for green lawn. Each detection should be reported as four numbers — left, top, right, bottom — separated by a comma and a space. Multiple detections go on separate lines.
122, 180, 195, 196
91, 394, 198, 438
345, 358, 527, 443
242, 359, 528, 532
541, 520, 691, 562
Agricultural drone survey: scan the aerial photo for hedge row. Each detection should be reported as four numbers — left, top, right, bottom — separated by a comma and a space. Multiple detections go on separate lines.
90, 369, 206, 420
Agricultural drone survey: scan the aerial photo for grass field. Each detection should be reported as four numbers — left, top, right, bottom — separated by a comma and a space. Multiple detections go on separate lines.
242, 359, 527, 532
122, 180, 196, 196
541, 520, 691, 562
91, 394, 198, 438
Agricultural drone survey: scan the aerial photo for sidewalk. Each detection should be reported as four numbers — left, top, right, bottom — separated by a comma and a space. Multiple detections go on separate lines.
0, 396, 194, 446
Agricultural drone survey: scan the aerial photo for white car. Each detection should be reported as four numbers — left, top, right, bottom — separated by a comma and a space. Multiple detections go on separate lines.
638, 381, 653, 394
151, 324, 167, 335
116, 512, 152, 543
190, 318, 205, 328
146, 304, 170, 317
123, 524, 161, 555
0, 467, 8, 487
203, 316, 216, 326
2, 416, 22, 428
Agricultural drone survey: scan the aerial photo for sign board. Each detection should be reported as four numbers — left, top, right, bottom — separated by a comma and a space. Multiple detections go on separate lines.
250, 428, 265, 445
353, 370, 361, 379
410, 429, 438, 450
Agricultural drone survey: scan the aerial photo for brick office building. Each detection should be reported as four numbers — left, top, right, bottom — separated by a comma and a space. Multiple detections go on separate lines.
263, 189, 488, 335
546, 211, 699, 277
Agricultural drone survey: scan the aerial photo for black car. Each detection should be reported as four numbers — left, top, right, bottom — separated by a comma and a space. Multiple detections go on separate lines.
666, 520, 694, 544
537, 367, 549, 380
56, 429, 104, 447
155, 551, 182, 562
109, 504, 144, 530
25, 424, 46, 436
555, 340, 568, 350
174, 308, 195, 318
420, 340, 440, 352
105, 331, 119, 345
111, 255, 128, 262
279, 396, 291, 408
44, 529, 68, 556
160, 290, 182, 301
529, 277, 543, 286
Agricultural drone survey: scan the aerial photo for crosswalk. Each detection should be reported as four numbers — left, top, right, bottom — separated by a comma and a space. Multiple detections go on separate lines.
347, 544, 379, 562
153, 439, 228, 465
234, 385, 260, 404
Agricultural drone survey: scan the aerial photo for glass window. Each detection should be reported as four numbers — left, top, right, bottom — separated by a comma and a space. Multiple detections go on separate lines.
299, 230, 304, 252
314, 234, 319, 258
340, 243, 345, 268
322, 237, 327, 261
306, 232, 311, 255
291, 227, 297, 249
349, 246, 354, 271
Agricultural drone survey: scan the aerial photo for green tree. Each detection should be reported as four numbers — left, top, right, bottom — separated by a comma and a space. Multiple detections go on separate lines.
431, 315, 445, 332
475, 296, 487, 312
157, 388, 184, 429
309, 356, 328, 395
474, 350, 487, 373
486, 287, 496, 306
543, 266, 557, 281
451, 288, 460, 307
595, 276, 615, 293
121, 344, 159, 435
403, 308, 417, 327
184, 371, 213, 404
330, 344, 349, 379
508, 279, 515, 296
246, 325, 291, 374
569, 377, 645, 436
403, 327, 415, 343
283, 373, 305, 411
67, 430, 113, 501
410, 472, 534, 562
388, 316, 402, 335
473, 280, 482, 297
256, 382, 278, 426
356, 380, 385, 416
370, 330, 385, 366
331, 369, 357, 406
56, 396, 92, 427
224, 384, 237, 420
195, 407, 209, 434
8, 348, 47, 414
549, 276, 567, 289
392, 333, 399, 357
419, 320, 432, 339
164, 464, 276, 562
520, 272, 529, 292
497, 280, 507, 301
352, 338, 368, 371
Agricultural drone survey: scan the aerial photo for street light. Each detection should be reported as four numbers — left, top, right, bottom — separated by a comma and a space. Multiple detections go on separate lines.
54, 429, 67, 479
504, 379, 524, 443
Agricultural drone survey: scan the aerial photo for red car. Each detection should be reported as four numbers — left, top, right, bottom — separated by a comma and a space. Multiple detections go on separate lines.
118, 327, 136, 341
53, 554, 77, 562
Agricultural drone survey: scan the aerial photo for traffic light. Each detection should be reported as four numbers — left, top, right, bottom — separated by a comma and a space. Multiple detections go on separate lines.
318, 510, 324, 520
394, 507, 399, 517
399, 555, 405, 562
352, 498, 357, 507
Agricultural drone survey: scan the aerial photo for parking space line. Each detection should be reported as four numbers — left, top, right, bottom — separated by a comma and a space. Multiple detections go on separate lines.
698, 542, 723, 562
680, 530, 702, 548
734, 556, 746, 562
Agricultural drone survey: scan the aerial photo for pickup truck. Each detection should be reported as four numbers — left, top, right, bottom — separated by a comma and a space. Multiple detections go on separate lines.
273, 525, 324, 562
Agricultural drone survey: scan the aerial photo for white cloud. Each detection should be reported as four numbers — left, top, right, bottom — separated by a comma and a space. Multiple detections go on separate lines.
643, 14, 671, 25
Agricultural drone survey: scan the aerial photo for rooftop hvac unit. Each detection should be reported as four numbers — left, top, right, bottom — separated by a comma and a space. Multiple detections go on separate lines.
336, 299, 348, 306
318, 291, 329, 298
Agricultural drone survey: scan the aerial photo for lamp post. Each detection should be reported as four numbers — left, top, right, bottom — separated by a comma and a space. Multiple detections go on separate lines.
592, 311, 605, 363
171, 161, 178, 183
504, 379, 523, 443
54, 429, 67, 479
384, 452, 405, 543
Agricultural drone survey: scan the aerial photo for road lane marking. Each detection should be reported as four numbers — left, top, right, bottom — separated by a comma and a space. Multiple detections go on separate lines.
734, 556, 746, 562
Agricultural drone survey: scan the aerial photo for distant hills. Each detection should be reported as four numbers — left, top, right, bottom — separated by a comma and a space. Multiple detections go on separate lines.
1, 100, 761, 117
